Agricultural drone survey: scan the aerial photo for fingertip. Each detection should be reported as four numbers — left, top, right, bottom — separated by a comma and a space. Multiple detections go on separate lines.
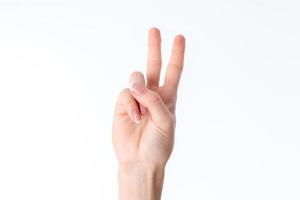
149, 27, 160, 35
175, 34, 186, 46
148, 27, 161, 45
176, 34, 185, 40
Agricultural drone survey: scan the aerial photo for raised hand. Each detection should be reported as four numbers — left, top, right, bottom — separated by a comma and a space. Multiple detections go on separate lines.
112, 27, 185, 200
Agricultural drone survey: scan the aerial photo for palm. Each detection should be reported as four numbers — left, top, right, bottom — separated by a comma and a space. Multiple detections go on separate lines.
112, 28, 185, 167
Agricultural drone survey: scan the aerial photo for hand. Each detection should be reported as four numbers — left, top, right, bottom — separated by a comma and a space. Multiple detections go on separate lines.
112, 28, 185, 200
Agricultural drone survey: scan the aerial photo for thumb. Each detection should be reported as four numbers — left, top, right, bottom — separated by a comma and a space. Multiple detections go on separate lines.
130, 82, 173, 132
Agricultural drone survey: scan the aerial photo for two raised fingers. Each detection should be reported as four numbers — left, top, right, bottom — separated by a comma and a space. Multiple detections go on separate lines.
146, 28, 185, 94
116, 28, 184, 130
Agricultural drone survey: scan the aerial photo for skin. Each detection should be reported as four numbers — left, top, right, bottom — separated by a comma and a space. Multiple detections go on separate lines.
112, 27, 185, 200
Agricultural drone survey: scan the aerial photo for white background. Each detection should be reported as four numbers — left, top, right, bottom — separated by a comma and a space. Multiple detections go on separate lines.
0, 0, 300, 199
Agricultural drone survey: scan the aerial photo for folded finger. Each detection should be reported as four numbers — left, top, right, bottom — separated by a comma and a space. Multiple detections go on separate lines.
115, 88, 142, 123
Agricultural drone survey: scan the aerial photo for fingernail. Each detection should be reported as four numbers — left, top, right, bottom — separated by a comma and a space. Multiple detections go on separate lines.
140, 105, 147, 115
132, 110, 141, 123
130, 83, 145, 95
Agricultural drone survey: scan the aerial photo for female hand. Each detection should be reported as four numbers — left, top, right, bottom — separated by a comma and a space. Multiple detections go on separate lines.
112, 27, 185, 200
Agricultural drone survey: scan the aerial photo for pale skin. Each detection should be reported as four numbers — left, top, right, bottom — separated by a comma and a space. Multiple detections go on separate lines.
112, 27, 185, 200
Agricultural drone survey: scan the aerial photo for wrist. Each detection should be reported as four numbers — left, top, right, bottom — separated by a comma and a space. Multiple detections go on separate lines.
118, 163, 165, 200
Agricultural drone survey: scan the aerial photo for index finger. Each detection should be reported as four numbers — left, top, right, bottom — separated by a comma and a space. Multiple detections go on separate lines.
146, 27, 162, 89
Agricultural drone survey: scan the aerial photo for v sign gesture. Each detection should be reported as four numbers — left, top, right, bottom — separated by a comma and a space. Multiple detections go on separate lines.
112, 28, 185, 200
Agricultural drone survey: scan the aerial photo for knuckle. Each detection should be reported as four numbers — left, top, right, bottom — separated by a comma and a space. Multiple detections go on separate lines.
116, 88, 136, 111
119, 88, 130, 97
148, 38, 161, 46
147, 59, 162, 67
168, 63, 183, 72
